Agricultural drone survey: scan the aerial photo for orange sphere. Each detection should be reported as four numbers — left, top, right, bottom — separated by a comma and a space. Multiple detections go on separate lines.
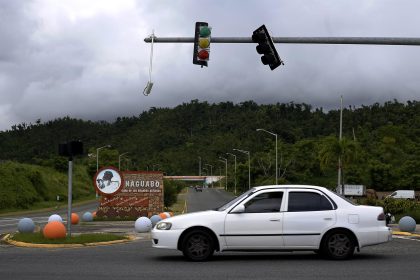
43, 221, 66, 239
92, 211, 97, 218
71, 213, 79, 225
159, 213, 167, 219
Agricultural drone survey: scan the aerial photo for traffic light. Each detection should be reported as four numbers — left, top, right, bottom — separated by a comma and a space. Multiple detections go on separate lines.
193, 22, 211, 67
252, 25, 284, 70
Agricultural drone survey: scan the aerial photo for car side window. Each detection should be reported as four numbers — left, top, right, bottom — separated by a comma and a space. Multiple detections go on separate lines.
288, 192, 333, 212
244, 192, 283, 213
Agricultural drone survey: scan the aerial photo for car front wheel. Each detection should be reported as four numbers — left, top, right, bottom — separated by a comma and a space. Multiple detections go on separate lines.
182, 230, 214, 261
321, 230, 355, 260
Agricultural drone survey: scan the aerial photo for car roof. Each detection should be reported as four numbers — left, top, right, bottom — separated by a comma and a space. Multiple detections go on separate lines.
252, 185, 329, 192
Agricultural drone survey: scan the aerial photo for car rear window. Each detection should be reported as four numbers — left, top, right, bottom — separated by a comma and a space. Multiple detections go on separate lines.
288, 192, 334, 212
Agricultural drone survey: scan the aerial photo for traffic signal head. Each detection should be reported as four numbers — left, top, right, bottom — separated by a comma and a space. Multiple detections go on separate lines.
193, 22, 211, 67
252, 25, 284, 70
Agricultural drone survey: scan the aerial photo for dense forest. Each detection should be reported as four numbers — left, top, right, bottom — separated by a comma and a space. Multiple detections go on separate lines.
1, 99, 419, 197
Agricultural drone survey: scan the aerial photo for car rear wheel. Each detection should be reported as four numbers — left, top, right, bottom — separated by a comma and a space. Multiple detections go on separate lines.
321, 230, 355, 260
182, 230, 214, 261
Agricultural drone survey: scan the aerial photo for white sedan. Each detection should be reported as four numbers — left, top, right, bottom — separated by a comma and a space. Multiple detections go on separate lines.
152, 185, 392, 261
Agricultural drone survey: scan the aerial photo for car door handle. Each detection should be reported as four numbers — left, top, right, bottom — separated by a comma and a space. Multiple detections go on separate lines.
324, 217, 333, 220
269, 218, 281, 222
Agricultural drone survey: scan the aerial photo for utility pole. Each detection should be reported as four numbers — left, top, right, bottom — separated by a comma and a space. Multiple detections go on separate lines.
226, 153, 237, 195
338, 96, 343, 195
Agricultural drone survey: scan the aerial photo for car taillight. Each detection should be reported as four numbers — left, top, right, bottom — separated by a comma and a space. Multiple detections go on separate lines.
377, 212, 385, 221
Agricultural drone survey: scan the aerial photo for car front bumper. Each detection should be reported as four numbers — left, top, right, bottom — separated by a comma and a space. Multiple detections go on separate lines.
151, 228, 184, 250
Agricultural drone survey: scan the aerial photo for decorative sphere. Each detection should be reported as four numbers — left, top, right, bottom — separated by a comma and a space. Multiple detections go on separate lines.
134, 217, 153, 233
82, 212, 93, 222
150, 215, 162, 226
48, 214, 63, 223
163, 212, 171, 218
92, 211, 97, 218
43, 221, 66, 239
17, 218, 35, 233
399, 216, 417, 232
158, 213, 167, 220
71, 213, 79, 225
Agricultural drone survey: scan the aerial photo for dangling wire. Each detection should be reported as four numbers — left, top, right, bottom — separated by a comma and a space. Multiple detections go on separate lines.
143, 30, 155, 96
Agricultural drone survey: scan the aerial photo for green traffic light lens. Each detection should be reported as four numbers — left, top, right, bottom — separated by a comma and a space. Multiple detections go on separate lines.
199, 26, 211, 37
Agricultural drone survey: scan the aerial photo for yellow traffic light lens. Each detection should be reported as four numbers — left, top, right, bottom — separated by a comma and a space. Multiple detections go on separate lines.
199, 38, 210, 48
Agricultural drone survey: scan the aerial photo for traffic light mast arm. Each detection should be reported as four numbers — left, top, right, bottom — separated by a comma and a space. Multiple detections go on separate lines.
145, 36, 420, 45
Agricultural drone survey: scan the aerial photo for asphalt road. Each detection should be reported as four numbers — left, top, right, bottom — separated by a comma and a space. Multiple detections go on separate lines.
1, 188, 420, 280
187, 186, 234, 212
0, 200, 99, 234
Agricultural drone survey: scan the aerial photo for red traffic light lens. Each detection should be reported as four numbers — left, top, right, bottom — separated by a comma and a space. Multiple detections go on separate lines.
198, 50, 209, 60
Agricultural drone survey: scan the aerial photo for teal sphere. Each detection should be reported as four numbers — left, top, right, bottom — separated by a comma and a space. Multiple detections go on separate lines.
18, 218, 35, 233
150, 215, 162, 226
399, 216, 416, 232
82, 212, 93, 222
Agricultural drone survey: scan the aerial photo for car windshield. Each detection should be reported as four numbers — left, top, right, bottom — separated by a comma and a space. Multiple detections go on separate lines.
216, 188, 256, 211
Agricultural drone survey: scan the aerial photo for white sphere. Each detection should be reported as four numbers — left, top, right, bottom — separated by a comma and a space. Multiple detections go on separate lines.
48, 214, 63, 223
134, 217, 153, 233
150, 215, 162, 226
18, 218, 35, 233
82, 212, 93, 222
399, 216, 417, 232
163, 212, 171, 218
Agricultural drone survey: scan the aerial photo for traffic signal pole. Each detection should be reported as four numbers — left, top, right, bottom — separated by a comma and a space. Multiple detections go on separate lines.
145, 36, 420, 46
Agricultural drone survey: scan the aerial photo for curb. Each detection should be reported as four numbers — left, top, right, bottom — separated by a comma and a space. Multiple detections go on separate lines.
1, 233, 138, 248
392, 231, 420, 237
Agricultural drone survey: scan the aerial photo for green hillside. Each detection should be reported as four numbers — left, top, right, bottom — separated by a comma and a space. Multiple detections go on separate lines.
0, 161, 93, 212
0, 99, 419, 211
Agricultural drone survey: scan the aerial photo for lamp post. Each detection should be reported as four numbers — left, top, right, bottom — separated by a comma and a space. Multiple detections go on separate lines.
96, 145, 111, 172
96, 145, 111, 198
256, 128, 278, 185
233, 148, 251, 189
198, 156, 202, 176
205, 164, 213, 188
226, 152, 237, 195
218, 157, 228, 191
118, 152, 129, 170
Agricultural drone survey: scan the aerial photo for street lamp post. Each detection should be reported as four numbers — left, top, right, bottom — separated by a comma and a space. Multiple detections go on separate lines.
257, 128, 278, 185
96, 145, 111, 198
218, 157, 228, 191
233, 148, 251, 189
96, 145, 111, 172
226, 153, 237, 195
205, 164, 213, 188
118, 152, 129, 170
198, 156, 202, 176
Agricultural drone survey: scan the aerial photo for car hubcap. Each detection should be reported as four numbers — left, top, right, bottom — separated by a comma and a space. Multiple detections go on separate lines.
187, 234, 210, 257
327, 233, 351, 257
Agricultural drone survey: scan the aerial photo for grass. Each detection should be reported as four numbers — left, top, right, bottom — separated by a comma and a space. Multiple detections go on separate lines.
170, 187, 189, 215
10, 232, 128, 244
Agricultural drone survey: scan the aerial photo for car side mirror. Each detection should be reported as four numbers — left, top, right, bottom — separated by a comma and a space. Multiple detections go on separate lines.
231, 205, 245, 213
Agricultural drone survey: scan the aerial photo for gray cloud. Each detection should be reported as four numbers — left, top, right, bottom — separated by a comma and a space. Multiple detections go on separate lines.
0, 0, 420, 131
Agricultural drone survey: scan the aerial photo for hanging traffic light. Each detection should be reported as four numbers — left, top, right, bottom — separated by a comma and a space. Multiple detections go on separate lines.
252, 25, 284, 70
193, 22, 211, 67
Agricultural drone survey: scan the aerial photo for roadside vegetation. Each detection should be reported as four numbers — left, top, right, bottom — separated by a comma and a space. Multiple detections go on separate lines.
359, 197, 420, 221
10, 232, 128, 244
0, 99, 419, 213
0, 161, 94, 213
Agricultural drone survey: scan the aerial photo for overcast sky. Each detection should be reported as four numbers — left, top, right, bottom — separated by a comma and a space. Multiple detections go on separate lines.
1, 0, 419, 131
